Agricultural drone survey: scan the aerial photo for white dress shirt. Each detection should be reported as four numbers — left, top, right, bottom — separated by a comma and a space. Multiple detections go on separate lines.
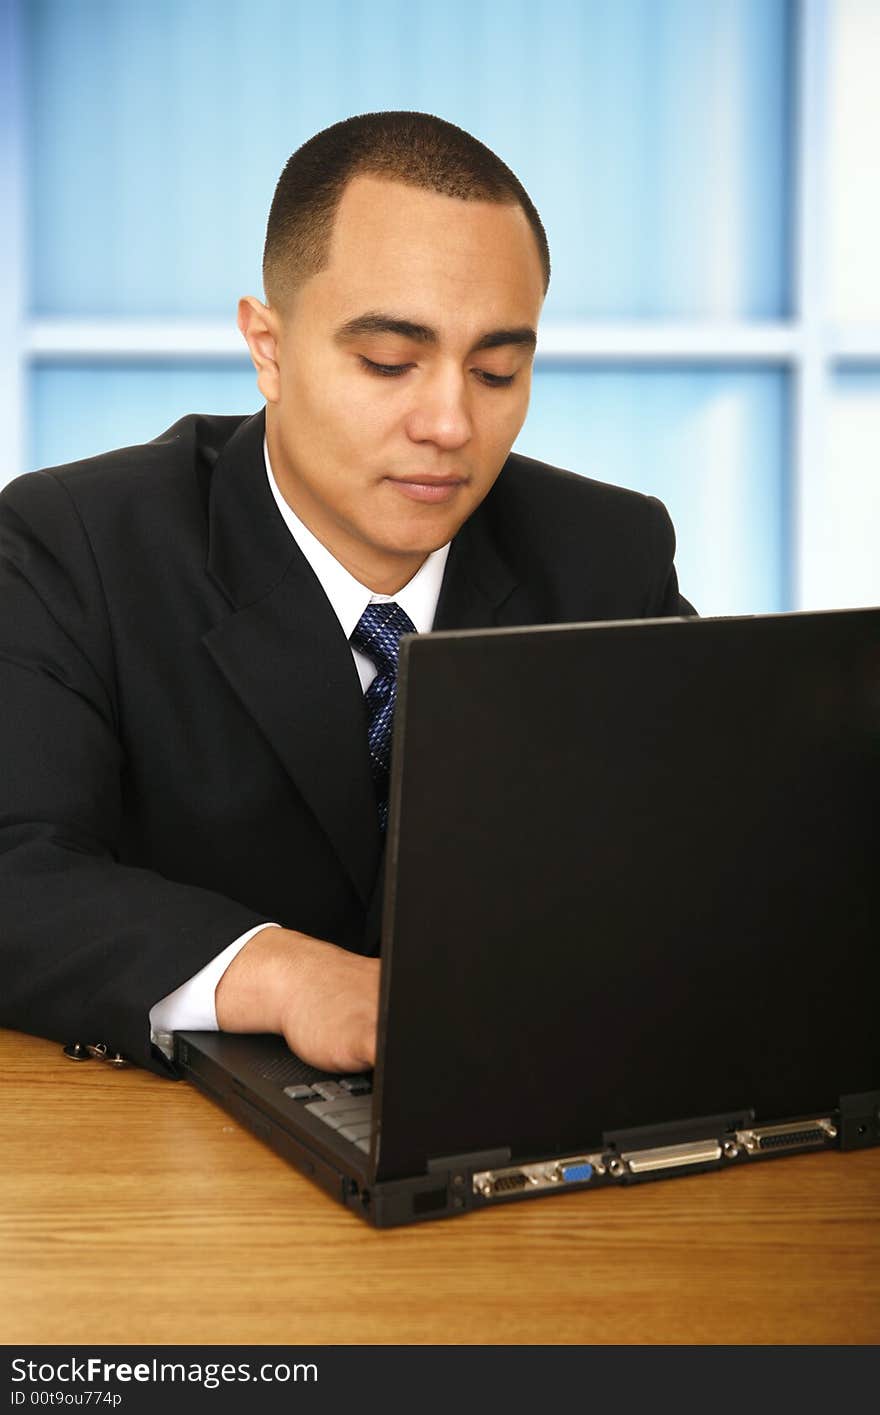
149, 439, 450, 1056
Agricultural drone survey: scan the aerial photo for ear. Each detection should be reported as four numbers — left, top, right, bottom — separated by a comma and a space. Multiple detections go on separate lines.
237, 296, 282, 403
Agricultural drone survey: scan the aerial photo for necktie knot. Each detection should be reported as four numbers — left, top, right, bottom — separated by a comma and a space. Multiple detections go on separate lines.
350, 601, 416, 679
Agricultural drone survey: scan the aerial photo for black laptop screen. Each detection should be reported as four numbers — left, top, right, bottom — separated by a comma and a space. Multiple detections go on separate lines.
373, 610, 880, 1182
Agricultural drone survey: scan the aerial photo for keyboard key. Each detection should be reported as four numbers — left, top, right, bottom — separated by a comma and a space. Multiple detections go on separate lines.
339, 1077, 372, 1095
355, 1137, 371, 1153
283, 1085, 320, 1101
312, 1081, 349, 1100
309, 1110, 365, 1130
305, 1098, 372, 1129
305, 1097, 371, 1118
321, 1112, 363, 1130
338, 1121, 374, 1142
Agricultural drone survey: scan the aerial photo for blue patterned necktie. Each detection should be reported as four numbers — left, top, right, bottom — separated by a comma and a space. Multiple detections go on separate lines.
350, 601, 417, 830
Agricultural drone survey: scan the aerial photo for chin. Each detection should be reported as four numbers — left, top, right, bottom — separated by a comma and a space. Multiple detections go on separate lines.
394, 530, 455, 557
402, 507, 472, 547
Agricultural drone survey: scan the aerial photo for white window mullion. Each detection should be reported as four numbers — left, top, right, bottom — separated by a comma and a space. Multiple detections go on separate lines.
535, 322, 800, 363
0, 0, 26, 488
830, 326, 880, 364
792, 0, 833, 610
26, 318, 803, 366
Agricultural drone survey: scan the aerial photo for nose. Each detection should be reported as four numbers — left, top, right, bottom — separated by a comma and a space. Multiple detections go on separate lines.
404, 366, 473, 451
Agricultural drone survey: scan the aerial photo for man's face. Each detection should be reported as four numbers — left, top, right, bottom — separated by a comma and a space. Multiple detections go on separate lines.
262, 174, 545, 592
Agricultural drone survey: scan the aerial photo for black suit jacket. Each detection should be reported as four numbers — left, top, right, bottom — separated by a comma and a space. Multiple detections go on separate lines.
0, 409, 692, 1073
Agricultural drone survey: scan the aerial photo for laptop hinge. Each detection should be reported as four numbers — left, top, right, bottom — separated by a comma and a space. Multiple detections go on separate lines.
427, 1146, 511, 1174
839, 1091, 880, 1149
603, 1109, 755, 1153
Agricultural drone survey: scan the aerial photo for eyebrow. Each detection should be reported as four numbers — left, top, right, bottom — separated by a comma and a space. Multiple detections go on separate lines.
333, 312, 537, 354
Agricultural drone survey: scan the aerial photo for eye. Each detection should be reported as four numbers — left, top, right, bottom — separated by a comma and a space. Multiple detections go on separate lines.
475, 370, 515, 388
359, 357, 412, 378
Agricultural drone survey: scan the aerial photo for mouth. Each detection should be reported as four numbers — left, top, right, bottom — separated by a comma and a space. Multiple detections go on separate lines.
385, 476, 467, 505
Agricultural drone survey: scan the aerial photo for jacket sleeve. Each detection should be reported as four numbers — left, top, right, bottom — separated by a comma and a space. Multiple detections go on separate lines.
646, 495, 697, 617
0, 472, 271, 1075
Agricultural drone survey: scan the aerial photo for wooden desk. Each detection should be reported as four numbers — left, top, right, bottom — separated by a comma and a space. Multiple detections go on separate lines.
1, 1027, 877, 1346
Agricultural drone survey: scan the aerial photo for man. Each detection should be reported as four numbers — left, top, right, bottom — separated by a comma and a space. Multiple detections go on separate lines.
0, 112, 692, 1079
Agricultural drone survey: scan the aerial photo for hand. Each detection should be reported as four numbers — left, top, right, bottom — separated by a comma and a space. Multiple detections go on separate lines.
214, 926, 379, 1073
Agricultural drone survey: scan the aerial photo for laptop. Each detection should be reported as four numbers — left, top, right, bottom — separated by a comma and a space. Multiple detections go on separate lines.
175, 607, 880, 1226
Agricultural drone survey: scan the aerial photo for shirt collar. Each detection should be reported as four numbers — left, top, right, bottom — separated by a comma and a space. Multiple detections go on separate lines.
263, 437, 450, 638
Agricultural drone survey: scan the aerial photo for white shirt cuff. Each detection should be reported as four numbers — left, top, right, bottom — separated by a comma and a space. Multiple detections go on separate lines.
149, 922, 281, 1058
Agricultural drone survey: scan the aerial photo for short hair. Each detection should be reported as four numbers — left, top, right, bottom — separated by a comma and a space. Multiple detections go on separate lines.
262, 110, 550, 307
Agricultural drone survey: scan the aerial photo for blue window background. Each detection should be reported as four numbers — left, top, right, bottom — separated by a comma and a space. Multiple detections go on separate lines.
27, 0, 791, 321
8, 0, 879, 616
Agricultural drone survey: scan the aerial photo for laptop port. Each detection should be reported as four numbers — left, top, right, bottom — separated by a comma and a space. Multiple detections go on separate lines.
621, 1139, 722, 1174
474, 1171, 529, 1197
557, 1161, 594, 1184
473, 1153, 604, 1199
735, 1117, 837, 1154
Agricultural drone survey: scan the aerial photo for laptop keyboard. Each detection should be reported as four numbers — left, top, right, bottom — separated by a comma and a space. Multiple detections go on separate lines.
283, 1076, 374, 1153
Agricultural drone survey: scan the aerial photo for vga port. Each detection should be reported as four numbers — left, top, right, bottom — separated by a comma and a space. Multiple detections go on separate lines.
558, 1161, 594, 1184
473, 1152, 604, 1199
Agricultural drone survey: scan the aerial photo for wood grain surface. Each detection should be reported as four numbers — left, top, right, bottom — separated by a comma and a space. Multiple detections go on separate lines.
1, 1027, 877, 1346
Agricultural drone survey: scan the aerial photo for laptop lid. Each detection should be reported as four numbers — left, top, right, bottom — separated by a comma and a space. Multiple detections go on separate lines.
371, 608, 880, 1182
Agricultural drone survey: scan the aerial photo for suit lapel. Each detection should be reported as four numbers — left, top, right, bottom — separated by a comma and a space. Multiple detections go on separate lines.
201, 415, 522, 925
202, 411, 381, 906
433, 497, 518, 631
